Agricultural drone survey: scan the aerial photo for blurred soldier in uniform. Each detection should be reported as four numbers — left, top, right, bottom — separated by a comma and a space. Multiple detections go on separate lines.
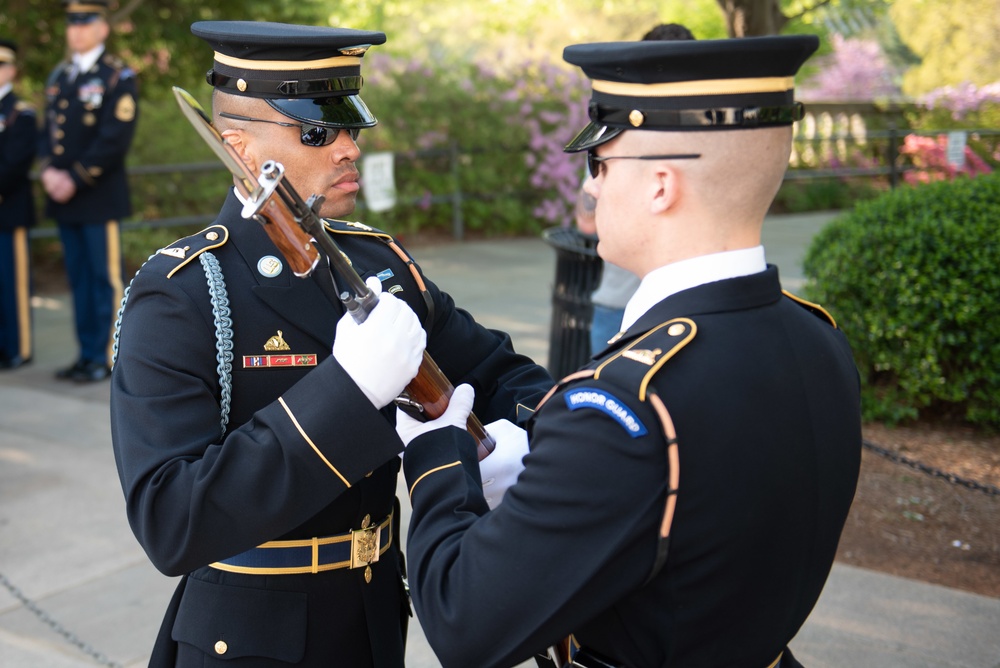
0, 38, 38, 370
398, 36, 862, 668
39, 0, 138, 382
110, 21, 551, 667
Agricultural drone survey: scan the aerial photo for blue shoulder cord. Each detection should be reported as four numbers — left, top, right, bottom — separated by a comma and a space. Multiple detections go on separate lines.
112, 251, 234, 435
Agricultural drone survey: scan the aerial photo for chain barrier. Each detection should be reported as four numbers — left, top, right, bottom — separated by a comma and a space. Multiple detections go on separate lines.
0, 571, 123, 668
863, 439, 1000, 497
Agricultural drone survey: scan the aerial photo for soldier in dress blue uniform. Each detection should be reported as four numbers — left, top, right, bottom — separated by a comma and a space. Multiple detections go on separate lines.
397, 36, 863, 668
38, 0, 138, 382
0, 39, 38, 371
109, 21, 552, 667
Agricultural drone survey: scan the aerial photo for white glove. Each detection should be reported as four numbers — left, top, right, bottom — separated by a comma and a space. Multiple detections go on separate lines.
333, 276, 426, 408
479, 419, 529, 510
396, 383, 476, 447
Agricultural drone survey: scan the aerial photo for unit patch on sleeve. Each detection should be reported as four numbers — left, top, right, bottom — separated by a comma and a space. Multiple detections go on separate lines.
565, 387, 648, 437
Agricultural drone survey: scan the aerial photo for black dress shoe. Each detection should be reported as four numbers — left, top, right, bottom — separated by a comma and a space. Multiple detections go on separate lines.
56, 360, 87, 380
0, 355, 32, 370
0, 355, 31, 371
70, 360, 111, 383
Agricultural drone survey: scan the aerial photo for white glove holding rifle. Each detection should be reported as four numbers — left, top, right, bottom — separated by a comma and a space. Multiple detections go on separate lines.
479, 418, 529, 509
396, 383, 529, 509
333, 276, 426, 408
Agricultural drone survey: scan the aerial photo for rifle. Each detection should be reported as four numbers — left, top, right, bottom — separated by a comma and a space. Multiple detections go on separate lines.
172, 86, 496, 460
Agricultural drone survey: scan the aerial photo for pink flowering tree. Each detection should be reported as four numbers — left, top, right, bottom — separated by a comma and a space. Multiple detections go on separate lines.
899, 134, 993, 184
356, 52, 590, 235
798, 34, 901, 102
900, 82, 1000, 184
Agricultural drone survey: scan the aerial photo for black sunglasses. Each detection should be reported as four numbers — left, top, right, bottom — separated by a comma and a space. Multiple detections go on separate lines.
587, 151, 701, 178
219, 112, 361, 147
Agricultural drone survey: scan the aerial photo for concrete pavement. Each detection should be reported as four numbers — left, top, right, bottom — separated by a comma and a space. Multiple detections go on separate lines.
1, 212, 998, 667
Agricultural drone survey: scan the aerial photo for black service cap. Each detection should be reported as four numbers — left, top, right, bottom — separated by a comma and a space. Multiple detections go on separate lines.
191, 21, 387, 129
563, 35, 819, 152
63, 0, 109, 25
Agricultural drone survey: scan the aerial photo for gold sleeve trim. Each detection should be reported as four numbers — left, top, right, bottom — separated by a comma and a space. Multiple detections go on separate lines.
408, 461, 462, 499
278, 396, 350, 488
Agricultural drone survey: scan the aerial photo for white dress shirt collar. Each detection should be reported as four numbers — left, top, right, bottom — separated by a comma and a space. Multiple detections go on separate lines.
0, 83, 12, 102
620, 246, 767, 331
72, 45, 105, 76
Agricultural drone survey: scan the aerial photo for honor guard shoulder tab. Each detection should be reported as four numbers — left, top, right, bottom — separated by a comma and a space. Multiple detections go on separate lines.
14, 100, 35, 114
155, 225, 229, 279
782, 290, 837, 328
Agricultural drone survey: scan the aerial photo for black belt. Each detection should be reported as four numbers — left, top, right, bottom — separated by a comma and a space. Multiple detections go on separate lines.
210, 512, 392, 578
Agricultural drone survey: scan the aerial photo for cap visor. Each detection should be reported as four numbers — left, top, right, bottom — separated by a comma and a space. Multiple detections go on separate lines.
267, 95, 377, 129
564, 122, 623, 153
66, 13, 103, 24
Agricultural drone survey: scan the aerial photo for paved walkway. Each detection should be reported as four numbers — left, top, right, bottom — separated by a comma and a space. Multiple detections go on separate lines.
1, 213, 998, 667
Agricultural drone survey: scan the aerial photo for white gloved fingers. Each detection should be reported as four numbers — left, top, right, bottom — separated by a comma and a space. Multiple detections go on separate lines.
332, 280, 426, 408
365, 275, 383, 296
395, 383, 476, 448
479, 419, 530, 510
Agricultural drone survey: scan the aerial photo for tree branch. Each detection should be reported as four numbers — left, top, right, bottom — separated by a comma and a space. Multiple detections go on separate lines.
785, 0, 836, 23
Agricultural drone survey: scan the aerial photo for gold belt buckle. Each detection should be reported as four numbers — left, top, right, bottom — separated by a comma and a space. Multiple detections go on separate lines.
351, 514, 381, 583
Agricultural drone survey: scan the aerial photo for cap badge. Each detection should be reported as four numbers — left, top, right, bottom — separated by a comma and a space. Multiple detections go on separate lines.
237, 78, 247, 92
628, 110, 645, 127
339, 46, 370, 57
257, 255, 283, 278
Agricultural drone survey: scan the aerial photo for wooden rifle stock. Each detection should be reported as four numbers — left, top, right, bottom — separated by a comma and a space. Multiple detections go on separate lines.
250, 161, 496, 459
170, 86, 496, 458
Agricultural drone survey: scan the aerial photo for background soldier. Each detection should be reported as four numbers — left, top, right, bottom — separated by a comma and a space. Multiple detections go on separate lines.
398, 35, 862, 668
110, 21, 551, 667
0, 38, 38, 370
38, 0, 137, 382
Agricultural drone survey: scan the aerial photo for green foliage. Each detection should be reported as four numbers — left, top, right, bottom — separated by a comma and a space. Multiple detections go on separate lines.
773, 176, 881, 213
3, 0, 331, 101
802, 173, 1000, 429
890, 0, 1000, 96
348, 52, 589, 237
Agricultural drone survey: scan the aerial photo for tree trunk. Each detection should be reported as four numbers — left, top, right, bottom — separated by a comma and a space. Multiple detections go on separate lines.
716, 0, 789, 37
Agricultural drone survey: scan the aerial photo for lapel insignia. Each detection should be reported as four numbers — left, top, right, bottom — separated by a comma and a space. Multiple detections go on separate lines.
264, 330, 291, 351
621, 348, 662, 366
257, 255, 283, 278
159, 246, 190, 259
376, 269, 394, 281
245, 331, 318, 368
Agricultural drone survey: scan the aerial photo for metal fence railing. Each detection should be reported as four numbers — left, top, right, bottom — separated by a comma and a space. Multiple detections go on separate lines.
28, 121, 1000, 242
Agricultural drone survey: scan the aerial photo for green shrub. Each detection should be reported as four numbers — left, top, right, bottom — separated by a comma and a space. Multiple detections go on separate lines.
773, 176, 882, 214
802, 173, 1000, 429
